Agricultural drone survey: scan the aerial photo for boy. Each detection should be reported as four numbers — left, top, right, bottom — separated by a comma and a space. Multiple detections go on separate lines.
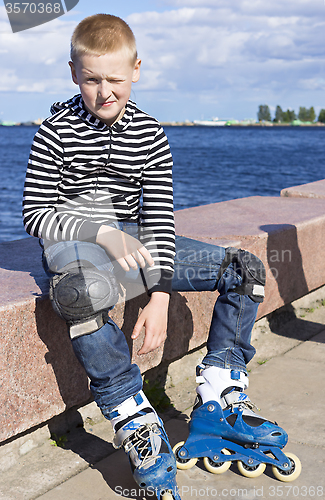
23, 14, 295, 499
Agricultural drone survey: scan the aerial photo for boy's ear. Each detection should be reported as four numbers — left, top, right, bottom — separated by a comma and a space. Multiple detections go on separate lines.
69, 61, 79, 85
132, 59, 141, 83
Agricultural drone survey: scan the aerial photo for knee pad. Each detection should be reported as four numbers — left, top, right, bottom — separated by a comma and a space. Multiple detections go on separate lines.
49, 266, 120, 338
218, 247, 266, 302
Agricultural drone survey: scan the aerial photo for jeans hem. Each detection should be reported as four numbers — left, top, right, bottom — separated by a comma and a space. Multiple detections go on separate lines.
202, 357, 248, 374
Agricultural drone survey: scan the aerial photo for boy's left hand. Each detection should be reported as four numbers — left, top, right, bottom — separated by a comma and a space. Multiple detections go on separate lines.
131, 291, 170, 355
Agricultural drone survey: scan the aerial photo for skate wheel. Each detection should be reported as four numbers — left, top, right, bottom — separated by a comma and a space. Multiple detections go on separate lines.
161, 491, 174, 500
172, 441, 198, 470
203, 449, 232, 474
237, 460, 266, 478
272, 452, 302, 482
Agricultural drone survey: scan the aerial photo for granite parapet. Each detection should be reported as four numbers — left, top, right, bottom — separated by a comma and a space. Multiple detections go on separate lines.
280, 178, 325, 199
1, 185, 325, 442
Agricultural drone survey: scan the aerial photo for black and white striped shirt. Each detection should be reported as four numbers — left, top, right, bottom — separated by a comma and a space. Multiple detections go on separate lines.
23, 95, 175, 293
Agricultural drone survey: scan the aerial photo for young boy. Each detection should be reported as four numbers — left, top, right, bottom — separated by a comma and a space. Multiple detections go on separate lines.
23, 14, 295, 499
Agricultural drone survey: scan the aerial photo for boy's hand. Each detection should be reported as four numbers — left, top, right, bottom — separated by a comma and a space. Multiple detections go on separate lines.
96, 225, 154, 271
132, 292, 170, 355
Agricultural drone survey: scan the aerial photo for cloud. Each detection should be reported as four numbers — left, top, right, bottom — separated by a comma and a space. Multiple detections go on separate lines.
0, 7, 75, 92
160, 0, 323, 18
0, 1, 324, 120
128, 3, 325, 95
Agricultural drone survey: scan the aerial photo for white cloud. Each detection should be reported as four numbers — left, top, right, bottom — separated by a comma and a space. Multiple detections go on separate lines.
127, 2, 325, 116
0, 7, 75, 92
161, 0, 323, 18
0, 1, 324, 120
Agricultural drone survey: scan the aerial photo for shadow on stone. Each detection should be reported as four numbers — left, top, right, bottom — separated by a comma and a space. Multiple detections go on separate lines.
267, 303, 325, 343
48, 409, 114, 466
34, 298, 91, 408
260, 224, 325, 342
120, 290, 195, 416
260, 223, 309, 305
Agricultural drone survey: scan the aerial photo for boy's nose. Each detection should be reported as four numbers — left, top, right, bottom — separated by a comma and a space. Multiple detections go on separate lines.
98, 81, 112, 99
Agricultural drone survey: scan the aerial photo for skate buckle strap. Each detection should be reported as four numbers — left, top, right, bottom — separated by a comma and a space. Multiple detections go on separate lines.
231, 369, 249, 389
108, 392, 144, 420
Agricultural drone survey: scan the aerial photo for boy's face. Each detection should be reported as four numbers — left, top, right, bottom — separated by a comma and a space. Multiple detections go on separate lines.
69, 51, 141, 126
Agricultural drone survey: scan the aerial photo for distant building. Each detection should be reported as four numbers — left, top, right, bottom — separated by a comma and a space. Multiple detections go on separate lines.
193, 118, 227, 126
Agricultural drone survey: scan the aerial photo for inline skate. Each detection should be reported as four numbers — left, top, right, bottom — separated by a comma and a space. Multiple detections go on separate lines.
109, 390, 181, 500
173, 365, 301, 482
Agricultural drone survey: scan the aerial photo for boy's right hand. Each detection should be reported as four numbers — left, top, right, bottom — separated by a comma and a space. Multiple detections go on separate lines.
96, 225, 155, 271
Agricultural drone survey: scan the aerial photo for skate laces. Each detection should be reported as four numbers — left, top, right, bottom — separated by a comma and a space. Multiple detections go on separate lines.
124, 423, 161, 469
229, 398, 260, 413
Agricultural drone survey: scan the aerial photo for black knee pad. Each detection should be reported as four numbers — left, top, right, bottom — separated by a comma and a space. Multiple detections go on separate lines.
218, 247, 266, 303
49, 266, 119, 336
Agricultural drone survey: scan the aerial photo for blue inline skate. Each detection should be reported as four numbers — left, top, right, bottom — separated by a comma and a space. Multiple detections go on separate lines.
173, 365, 301, 482
109, 391, 181, 500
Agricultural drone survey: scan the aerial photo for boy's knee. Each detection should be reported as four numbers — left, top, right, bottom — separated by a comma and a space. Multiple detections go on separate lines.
49, 265, 120, 338
218, 247, 266, 303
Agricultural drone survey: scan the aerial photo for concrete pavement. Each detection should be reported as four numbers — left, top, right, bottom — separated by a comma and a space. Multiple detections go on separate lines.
0, 288, 325, 500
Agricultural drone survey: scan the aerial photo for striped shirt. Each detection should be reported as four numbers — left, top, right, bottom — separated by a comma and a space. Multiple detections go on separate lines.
23, 95, 175, 293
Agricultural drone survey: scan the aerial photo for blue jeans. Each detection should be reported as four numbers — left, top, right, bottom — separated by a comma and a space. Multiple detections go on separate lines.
43, 223, 259, 415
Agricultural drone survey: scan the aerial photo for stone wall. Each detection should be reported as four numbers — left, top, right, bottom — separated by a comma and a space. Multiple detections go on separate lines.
0, 179, 324, 443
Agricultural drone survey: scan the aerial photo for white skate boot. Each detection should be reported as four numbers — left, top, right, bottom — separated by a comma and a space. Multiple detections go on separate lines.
109, 391, 181, 499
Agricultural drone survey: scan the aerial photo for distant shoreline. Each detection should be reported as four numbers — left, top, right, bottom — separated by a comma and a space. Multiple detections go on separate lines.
1, 120, 325, 128
161, 121, 325, 127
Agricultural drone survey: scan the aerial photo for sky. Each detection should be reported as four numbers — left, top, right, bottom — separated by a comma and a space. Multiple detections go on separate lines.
0, 0, 325, 123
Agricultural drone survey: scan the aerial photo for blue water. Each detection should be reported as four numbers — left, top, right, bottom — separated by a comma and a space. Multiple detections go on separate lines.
0, 125, 324, 242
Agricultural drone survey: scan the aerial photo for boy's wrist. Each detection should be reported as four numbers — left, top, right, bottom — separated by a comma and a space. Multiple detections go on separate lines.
96, 224, 118, 246
96, 224, 116, 237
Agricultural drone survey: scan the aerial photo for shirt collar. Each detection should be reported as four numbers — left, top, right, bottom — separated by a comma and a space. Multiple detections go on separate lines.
71, 94, 136, 131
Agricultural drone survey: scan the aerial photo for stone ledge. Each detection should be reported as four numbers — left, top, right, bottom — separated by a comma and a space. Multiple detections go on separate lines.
1, 187, 325, 442
174, 195, 325, 319
280, 179, 325, 198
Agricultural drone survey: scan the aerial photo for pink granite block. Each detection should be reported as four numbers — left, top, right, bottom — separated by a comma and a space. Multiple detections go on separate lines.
0, 239, 91, 442
175, 196, 325, 318
1, 193, 325, 441
281, 179, 325, 199
0, 302, 92, 439
0, 298, 91, 442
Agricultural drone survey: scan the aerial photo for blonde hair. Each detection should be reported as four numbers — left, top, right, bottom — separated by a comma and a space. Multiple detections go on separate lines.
70, 14, 138, 64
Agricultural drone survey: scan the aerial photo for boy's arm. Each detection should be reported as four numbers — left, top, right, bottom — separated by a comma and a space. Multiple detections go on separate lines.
141, 126, 175, 295
129, 125, 175, 354
23, 121, 94, 241
97, 225, 170, 355
23, 121, 101, 243
96, 224, 154, 270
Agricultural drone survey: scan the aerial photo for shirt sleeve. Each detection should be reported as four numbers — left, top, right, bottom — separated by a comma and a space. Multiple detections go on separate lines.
22, 120, 101, 243
140, 126, 175, 294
